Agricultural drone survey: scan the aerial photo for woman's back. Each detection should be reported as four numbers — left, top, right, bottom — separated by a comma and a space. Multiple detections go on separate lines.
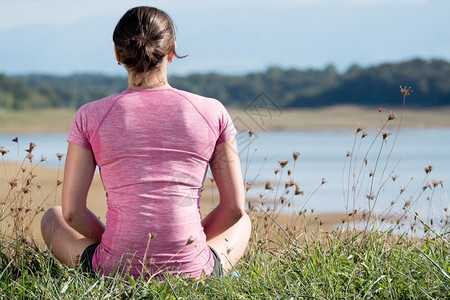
68, 88, 235, 278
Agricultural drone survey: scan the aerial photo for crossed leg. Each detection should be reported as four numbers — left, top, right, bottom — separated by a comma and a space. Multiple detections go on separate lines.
40, 206, 100, 268
42, 206, 252, 273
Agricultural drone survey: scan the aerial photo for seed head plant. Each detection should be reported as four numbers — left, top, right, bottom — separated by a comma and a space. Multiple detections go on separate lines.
0, 138, 63, 269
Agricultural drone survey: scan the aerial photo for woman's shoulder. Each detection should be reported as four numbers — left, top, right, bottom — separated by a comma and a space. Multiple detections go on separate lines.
76, 91, 126, 116
171, 88, 235, 138
171, 88, 227, 112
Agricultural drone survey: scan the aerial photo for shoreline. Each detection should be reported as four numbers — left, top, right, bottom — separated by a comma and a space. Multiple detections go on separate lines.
2, 160, 444, 248
0, 106, 449, 135
0, 162, 349, 247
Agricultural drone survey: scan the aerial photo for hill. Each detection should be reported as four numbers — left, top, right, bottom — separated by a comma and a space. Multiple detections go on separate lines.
1, 58, 449, 109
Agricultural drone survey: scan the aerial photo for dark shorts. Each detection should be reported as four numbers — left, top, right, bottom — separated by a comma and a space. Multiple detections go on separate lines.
209, 246, 224, 277
80, 243, 224, 277
80, 243, 99, 273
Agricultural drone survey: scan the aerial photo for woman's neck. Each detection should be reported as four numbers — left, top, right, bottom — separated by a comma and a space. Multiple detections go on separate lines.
127, 66, 171, 90
128, 80, 171, 90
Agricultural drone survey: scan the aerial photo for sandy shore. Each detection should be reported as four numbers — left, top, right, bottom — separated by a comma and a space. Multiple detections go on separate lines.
0, 162, 350, 248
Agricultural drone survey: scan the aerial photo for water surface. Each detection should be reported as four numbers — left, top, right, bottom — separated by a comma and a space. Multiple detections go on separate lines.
1, 129, 448, 218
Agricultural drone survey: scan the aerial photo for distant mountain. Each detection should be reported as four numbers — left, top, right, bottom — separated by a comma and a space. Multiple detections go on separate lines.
1, 58, 449, 110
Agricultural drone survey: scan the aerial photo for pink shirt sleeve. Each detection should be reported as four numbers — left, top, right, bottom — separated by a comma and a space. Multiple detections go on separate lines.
216, 103, 237, 145
67, 105, 92, 150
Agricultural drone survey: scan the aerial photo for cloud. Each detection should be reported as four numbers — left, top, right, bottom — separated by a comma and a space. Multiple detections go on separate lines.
0, 0, 430, 31
0, 0, 164, 31
284, 0, 428, 4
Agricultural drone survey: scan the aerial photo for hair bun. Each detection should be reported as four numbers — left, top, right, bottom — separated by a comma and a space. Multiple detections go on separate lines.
131, 35, 149, 48
113, 6, 182, 87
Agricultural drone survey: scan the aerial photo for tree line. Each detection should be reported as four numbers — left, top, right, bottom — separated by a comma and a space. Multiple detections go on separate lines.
1, 58, 449, 110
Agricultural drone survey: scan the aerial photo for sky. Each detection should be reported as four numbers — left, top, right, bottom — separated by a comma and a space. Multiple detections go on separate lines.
1, 0, 449, 76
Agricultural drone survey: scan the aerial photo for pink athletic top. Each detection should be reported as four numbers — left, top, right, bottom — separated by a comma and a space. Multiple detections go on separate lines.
67, 88, 236, 279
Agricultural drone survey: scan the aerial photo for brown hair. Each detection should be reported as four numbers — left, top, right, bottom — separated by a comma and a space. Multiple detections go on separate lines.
113, 6, 182, 86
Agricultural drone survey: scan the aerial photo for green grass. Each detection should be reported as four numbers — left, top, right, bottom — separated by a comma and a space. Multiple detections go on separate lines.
1, 229, 448, 299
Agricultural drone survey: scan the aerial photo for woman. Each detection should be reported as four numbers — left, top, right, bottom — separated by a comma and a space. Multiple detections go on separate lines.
41, 6, 251, 279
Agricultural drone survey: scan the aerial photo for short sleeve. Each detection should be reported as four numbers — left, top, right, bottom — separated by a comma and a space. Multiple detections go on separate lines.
216, 104, 237, 145
67, 105, 92, 150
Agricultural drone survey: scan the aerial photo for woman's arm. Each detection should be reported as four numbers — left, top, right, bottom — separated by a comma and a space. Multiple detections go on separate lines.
61, 142, 105, 243
202, 138, 246, 241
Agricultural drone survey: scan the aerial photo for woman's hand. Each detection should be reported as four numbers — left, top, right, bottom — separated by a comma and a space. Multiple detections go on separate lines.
62, 142, 105, 242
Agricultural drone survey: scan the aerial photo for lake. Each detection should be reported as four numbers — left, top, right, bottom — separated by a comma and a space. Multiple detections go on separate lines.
0, 129, 449, 219
233, 128, 449, 227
